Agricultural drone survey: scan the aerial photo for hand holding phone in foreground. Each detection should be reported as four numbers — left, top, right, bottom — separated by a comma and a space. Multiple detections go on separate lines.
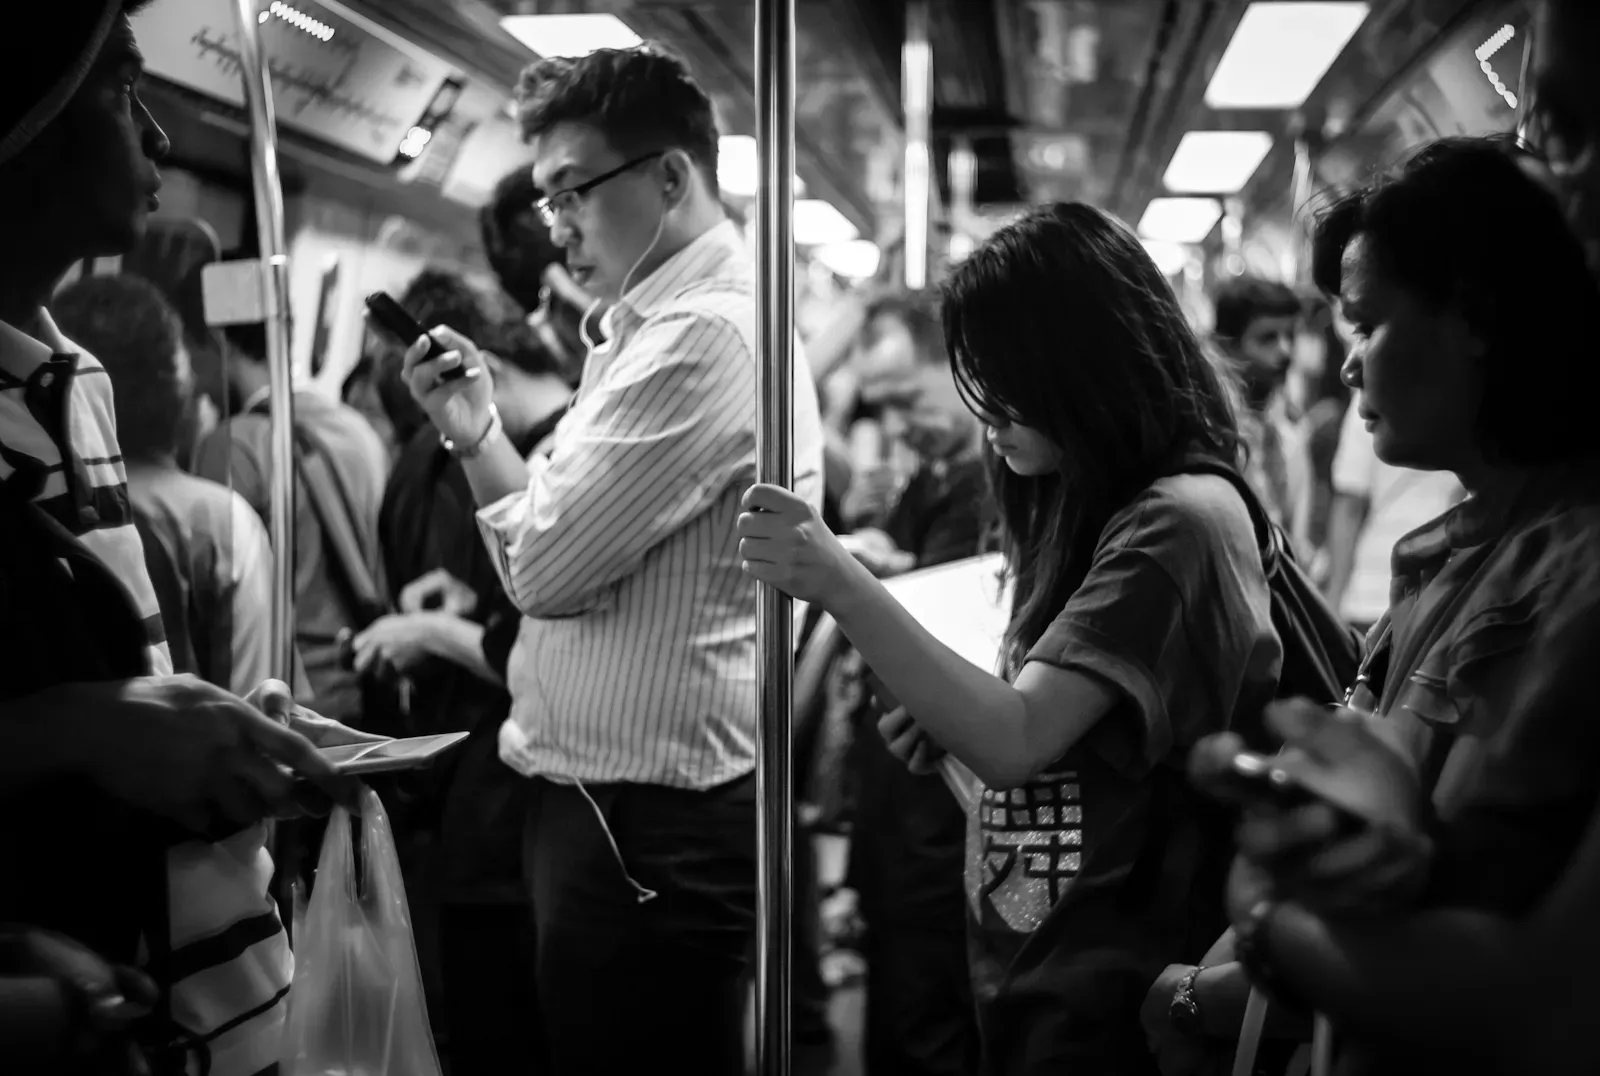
1191, 699, 1433, 915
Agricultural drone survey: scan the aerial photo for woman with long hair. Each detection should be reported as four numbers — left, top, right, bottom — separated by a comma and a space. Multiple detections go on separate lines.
739, 202, 1283, 1073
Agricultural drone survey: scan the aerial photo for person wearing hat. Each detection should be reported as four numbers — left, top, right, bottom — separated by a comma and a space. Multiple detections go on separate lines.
0, 3, 368, 1072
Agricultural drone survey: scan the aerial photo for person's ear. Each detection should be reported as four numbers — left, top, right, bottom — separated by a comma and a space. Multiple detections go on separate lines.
660, 150, 695, 209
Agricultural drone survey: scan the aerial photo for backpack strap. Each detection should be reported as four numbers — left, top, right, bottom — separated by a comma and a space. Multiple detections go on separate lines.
293, 422, 385, 626
1167, 455, 1283, 573
244, 399, 385, 626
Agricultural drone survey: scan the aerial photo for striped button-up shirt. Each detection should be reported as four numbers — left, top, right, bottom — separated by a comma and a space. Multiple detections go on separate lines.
0, 312, 290, 1076
480, 219, 825, 789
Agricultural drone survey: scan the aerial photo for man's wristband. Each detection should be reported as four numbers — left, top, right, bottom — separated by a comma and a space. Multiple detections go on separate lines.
440, 404, 502, 460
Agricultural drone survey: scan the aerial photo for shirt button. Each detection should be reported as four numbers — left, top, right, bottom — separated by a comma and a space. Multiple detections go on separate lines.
38, 371, 54, 388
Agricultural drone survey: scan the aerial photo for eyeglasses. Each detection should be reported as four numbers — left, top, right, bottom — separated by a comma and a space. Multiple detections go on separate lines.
535, 151, 665, 227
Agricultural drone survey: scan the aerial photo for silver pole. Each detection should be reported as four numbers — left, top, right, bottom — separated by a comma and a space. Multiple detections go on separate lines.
1289, 137, 1313, 282
1514, 21, 1536, 149
753, 0, 795, 1068
232, 0, 296, 682
903, 0, 932, 290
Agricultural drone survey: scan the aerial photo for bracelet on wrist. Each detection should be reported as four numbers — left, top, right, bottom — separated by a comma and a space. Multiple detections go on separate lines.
1168, 964, 1207, 1036
440, 403, 502, 460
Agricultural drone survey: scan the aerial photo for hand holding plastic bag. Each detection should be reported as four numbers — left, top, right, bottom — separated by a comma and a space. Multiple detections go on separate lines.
281, 788, 441, 1076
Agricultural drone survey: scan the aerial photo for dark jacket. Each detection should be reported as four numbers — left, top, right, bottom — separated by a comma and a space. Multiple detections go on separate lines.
0, 487, 169, 966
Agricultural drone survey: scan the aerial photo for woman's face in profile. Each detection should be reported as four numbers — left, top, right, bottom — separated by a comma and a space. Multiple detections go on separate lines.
982, 414, 1062, 476
1337, 234, 1485, 473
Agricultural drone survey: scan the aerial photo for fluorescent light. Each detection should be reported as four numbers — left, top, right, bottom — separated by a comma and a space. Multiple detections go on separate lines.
1164, 131, 1274, 193
1139, 198, 1224, 244
1140, 238, 1191, 277
716, 135, 806, 199
499, 14, 642, 59
813, 240, 881, 279
794, 200, 858, 245
1204, 3, 1369, 109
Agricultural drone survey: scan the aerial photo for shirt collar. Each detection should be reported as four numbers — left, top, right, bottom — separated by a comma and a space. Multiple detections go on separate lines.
602, 219, 747, 336
1392, 464, 1600, 578
0, 309, 71, 381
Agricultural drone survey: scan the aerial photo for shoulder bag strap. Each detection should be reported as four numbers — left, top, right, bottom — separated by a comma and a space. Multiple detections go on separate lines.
292, 423, 385, 623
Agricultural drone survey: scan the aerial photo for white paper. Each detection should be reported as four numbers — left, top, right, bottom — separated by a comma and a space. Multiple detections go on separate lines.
880, 554, 1011, 808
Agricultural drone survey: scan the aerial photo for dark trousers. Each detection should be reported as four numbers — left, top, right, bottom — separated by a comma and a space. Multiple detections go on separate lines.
864, 927, 979, 1076
439, 901, 538, 1075
523, 773, 757, 1075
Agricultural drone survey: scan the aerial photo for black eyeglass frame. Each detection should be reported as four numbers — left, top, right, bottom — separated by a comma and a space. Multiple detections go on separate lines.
534, 151, 667, 226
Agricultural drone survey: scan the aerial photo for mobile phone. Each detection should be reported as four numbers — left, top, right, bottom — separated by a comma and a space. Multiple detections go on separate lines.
364, 291, 469, 381
1206, 748, 1366, 834
1218, 750, 1324, 811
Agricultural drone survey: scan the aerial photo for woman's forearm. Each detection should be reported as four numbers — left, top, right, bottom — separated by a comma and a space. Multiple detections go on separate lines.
827, 564, 1050, 788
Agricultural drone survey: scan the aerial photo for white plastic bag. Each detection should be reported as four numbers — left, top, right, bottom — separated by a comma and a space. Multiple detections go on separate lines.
281, 788, 442, 1076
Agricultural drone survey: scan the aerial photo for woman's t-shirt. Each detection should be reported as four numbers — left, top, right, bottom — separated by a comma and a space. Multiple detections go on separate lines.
968, 472, 1281, 1075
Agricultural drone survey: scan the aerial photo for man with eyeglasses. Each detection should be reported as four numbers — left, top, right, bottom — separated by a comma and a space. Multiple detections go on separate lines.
403, 44, 824, 1075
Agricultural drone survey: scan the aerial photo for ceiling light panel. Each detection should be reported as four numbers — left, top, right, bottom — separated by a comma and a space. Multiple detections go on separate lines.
1163, 130, 1275, 193
1138, 198, 1224, 244
1204, 2, 1370, 110
499, 14, 642, 59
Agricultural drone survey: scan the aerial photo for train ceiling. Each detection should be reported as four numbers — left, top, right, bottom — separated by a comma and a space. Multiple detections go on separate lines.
299, 0, 1498, 241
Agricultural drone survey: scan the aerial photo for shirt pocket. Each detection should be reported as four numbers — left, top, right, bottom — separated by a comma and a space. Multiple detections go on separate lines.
1394, 589, 1542, 737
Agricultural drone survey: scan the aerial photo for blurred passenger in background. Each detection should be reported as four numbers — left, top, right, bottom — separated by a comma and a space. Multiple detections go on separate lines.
1293, 293, 1352, 564
53, 273, 288, 698
481, 162, 595, 367
358, 266, 573, 1076
842, 291, 989, 1076
1525, 0, 1598, 276
196, 319, 389, 723
343, 319, 432, 459
1324, 386, 1464, 634
1213, 276, 1313, 556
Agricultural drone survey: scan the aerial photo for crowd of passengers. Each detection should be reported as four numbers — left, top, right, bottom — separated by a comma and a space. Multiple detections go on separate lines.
4, 2, 1600, 1075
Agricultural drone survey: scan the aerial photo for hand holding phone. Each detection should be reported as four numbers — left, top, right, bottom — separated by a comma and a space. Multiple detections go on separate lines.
365, 292, 470, 382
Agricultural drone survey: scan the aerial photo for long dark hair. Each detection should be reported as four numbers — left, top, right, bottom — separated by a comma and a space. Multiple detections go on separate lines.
941, 203, 1242, 670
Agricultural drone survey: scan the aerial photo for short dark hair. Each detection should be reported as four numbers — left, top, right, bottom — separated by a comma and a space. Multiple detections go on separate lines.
398, 267, 564, 382
516, 45, 720, 193
862, 291, 944, 365
480, 164, 564, 312
1311, 135, 1600, 465
1212, 275, 1301, 341
52, 272, 188, 461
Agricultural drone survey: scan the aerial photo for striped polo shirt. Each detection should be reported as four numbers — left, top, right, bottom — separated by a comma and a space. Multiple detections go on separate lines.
481, 219, 826, 789
0, 311, 290, 1076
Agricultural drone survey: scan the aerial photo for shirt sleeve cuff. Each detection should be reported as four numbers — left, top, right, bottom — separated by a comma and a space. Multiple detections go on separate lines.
1025, 617, 1171, 777
476, 486, 531, 537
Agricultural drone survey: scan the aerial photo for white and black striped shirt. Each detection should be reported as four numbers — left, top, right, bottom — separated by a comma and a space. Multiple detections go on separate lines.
480, 220, 825, 788
0, 313, 290, 1076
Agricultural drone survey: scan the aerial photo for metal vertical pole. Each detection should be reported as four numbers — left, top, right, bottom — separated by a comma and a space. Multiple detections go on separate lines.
903, 0, 932, 290
753, 0, 795, 1069
1514, 22, 1536, 149
233, 0, 296, 682
1289, 136, 1313, 283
